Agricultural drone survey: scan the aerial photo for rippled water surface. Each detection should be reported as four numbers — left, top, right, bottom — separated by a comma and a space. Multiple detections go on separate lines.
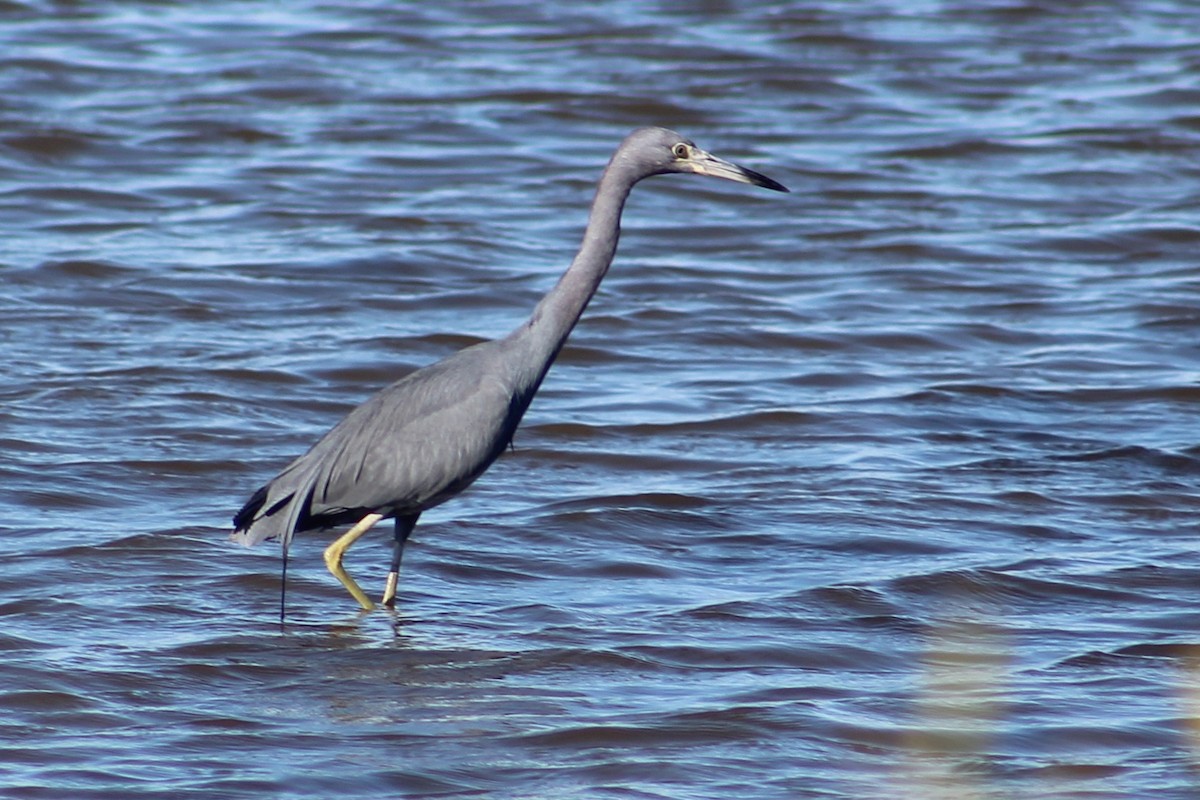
2, 2, 1199, 798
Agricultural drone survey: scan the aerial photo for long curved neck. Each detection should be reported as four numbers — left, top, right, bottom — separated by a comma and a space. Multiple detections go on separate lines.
518, 156, 641, 361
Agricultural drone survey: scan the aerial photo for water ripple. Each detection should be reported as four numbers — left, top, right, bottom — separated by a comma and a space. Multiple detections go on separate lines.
0, 1, 1197, 798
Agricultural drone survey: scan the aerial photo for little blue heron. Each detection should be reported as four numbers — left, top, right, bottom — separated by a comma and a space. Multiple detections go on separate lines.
232, 126, 787, 612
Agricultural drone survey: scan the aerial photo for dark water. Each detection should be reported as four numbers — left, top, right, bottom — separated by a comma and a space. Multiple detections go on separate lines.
2, 2, 1199, 797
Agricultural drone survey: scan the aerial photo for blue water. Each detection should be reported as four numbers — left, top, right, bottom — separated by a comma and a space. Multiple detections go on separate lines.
1, 2, 1198, 798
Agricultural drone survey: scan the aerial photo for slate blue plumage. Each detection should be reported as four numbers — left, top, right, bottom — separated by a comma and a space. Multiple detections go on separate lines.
232, 127, 787, 610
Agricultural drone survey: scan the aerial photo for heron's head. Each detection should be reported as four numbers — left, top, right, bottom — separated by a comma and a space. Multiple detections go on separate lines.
619, 126, 789, 193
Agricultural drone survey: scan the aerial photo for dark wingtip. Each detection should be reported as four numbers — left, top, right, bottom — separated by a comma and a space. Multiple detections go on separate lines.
232, 484, 269, 531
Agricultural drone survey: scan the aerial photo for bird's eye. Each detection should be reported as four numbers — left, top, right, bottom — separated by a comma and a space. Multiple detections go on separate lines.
672, 143, 690, 159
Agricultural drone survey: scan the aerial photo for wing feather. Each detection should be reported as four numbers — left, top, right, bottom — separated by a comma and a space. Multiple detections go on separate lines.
231, 340, 518, 547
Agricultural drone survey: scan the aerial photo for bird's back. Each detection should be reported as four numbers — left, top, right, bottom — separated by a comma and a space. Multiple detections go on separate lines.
232, 336, 537, 547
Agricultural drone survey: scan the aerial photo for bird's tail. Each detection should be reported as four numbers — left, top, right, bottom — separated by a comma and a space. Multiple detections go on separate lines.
230, 478, 309, 551
231, 484, 269, 541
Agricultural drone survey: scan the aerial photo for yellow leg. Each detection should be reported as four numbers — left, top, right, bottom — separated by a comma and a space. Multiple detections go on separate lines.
322, 513, 384, 611
381, 571, 399, 608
